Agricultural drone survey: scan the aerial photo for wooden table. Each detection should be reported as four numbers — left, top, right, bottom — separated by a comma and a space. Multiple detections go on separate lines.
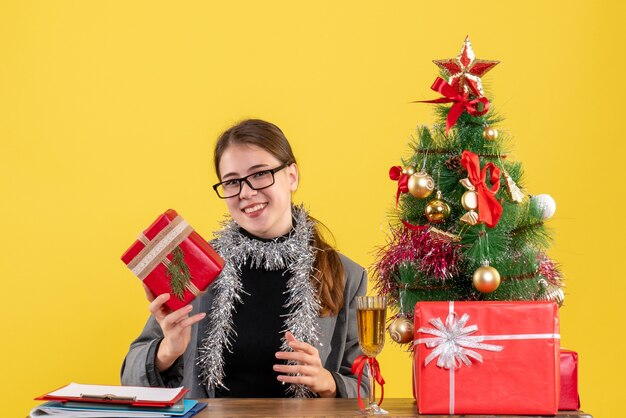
199, 398, 592, 417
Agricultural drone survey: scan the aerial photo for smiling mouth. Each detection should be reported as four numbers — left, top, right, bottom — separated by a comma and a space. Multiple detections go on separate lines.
243, 203, 268, 214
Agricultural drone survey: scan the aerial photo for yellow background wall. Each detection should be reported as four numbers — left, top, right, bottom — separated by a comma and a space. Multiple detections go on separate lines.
1, 1, 623, 416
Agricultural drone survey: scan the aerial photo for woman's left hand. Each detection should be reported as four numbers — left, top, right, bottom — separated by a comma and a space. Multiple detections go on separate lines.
274, 331, 337, 398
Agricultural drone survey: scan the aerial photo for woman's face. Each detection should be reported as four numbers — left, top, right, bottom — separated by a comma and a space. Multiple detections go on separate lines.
218, 143, 298, 239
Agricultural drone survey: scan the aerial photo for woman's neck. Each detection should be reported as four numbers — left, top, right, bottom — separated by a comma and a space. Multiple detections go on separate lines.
240, 215, 296, 242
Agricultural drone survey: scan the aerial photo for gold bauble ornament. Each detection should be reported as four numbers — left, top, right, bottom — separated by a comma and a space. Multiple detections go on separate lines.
538, 279, 565, 307
425, 191, 451, 224
402, 166, 416, 176
482, 126, 499, 141
473, 263, 501, 293
407, 170, 435, 198
388, 315, 414, 344
461, 190, 478, 210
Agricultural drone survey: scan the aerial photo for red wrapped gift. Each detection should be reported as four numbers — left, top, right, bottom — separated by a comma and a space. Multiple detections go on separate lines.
121, 209, 224, 311
413, 301, 560, 415
559, 349, 580, 410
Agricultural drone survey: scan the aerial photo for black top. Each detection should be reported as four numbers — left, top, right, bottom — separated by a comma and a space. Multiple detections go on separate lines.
215, 228, 292, 398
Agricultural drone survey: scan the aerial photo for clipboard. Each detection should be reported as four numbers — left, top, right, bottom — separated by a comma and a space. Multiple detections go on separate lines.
35, 383, 188, 407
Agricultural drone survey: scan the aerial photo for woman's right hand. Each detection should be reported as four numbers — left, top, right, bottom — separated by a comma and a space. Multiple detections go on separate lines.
144, 284, 207, 372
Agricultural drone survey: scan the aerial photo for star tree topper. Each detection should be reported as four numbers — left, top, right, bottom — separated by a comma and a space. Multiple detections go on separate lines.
433, 36, 499, 97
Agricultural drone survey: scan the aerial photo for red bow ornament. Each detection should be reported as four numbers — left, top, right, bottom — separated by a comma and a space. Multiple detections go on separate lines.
417, 77, 490, 134
389, 166, 411, 207
351, 355, 386, 410
459, 150, 502, 228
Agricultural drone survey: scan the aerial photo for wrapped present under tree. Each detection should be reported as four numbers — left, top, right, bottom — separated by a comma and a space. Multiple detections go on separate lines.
413, 301, 560, 415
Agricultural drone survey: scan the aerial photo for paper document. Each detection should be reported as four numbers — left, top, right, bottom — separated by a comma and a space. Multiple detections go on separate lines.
46, 383, 185, 402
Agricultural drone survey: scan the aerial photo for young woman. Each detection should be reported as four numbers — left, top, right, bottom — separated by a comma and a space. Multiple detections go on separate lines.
121, 119, 368, 398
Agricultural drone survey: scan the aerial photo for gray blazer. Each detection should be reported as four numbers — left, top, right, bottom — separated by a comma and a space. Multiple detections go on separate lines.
121, 253, 368, 398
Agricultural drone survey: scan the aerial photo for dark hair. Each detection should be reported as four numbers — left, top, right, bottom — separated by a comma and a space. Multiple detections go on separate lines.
214, 119, 296, 179
214, 119, 345, 316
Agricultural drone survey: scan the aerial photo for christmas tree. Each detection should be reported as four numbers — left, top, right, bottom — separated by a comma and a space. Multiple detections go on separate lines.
374, 37, 564, 345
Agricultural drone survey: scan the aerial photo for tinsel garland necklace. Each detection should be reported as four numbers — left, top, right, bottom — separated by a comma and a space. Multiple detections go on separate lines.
197, 205, 320, 398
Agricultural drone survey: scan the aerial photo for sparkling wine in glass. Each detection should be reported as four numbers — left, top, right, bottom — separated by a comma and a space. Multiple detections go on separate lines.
356, 295, 387, 415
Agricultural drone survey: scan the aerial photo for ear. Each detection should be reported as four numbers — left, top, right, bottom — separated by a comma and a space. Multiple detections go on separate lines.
287, 163, 299, 192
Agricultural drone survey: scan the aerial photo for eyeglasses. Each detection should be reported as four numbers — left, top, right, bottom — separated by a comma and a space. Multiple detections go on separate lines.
212, 163, 289, 199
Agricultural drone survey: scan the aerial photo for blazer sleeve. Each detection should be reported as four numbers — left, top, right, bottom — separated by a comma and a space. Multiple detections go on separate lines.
331, 263, 369, 398
120, 315, 185, 388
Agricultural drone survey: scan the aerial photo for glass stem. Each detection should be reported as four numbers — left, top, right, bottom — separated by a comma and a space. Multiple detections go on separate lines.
368, 358, 376, 407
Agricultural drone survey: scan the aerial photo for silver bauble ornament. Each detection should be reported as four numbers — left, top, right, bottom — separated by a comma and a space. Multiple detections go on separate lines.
531, 194, 556, 220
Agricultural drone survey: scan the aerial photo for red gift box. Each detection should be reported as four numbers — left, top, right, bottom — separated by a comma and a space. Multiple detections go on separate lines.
413, 301, 560, 415
559, 349, 580, 410
121, 209, 224, 311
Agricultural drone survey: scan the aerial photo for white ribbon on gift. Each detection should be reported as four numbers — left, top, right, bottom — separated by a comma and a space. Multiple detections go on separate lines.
127, 215, 193, 280
413, 301, 560, 414
416, 311, 504, 369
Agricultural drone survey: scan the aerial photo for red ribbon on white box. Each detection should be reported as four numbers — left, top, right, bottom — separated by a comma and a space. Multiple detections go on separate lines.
414, 301, 560, 414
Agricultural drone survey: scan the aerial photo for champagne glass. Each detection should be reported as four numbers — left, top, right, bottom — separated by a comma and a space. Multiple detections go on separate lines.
356, 295, 388, 415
